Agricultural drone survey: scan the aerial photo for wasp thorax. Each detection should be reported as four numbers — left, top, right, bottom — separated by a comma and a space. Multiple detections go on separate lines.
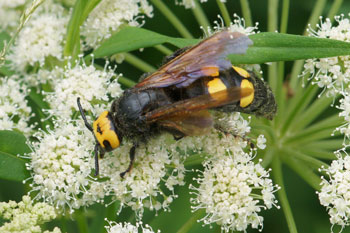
93, 111, 120, 151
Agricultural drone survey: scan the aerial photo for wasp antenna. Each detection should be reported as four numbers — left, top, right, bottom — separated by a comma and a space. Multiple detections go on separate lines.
77, 97, 94, 132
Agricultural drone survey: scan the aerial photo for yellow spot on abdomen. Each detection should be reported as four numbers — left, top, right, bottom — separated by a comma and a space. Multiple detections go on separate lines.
207, 78, 227, 94
93, 111, 120, 149
240, 79, 254, 107
233, 66, 250, 78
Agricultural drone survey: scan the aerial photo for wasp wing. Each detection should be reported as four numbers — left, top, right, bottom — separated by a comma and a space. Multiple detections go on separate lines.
145, 86, 252, 123
135, 31, 253, 89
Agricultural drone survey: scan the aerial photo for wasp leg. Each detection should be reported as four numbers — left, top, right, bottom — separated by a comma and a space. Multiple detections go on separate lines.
214, 123, 255, 149
94, 144, 100, 176
120, 143, 138, 178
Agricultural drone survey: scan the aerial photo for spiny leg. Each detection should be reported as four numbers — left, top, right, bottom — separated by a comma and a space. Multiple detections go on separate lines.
120, 143, 138, 178
94, 144, 100, 176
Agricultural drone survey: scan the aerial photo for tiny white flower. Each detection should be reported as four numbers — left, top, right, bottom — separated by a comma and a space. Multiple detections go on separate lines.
27, 122, 105, 213
0, 76, 33, 136
8, 3, 69, 73
99, 133, 186, 216
190, 142, 279, 232
82, 0, 153, 49
0, 195, 61, 233
105, 220, 160, 233
257, 134, 267, 149
318, 151, 350, 229
45, 62, 122, 120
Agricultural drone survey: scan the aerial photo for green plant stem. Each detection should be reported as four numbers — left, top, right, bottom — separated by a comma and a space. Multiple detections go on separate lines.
267, 0, 279, 102
306, 139, 343, 150
81, 0, 101, 22
74, 211, 89, 233
191, 0, 211, 30
154, 44, 173, 55
176, 209, 205, 233
305, 0, 327, 33
327, 0, 343, 22
290, 0, 327, 89
118, 76, 136, 88
283, 147, 329, 170
272, 157, 298, 233
150, 0, 193, 38
288, 95, 335, 132
280, 0, 290, 33
239, 0, 253, 27
280, 83, 319, 135
124, 53, 156, 72
298, 147, 336, 160
282, 154, 322, 191
216, 0, 231, 27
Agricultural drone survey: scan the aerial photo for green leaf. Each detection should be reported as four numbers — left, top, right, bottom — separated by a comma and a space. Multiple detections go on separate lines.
0, 130, 31, 181
63, 0, 88, 59
0, 32, 15, 76
93, 26, 198, 58
94, 27, 350, 64
230, 32, 350, 64
0, 31, 10, 50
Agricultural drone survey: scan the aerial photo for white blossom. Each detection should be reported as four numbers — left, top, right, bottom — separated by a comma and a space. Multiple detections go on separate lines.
99, 133, 187, 216
0, 195, 61, 233
0, 76, 33, 136
0, 0, 26, 30
82, 0, 153, 49
190, 151, 279, 232
8, 3, 69, 73
176, 0, 226, 9
318, 151, 350, 230
26, 122, 105, 213
45, 62, 122, 120
105, 221, 160, 233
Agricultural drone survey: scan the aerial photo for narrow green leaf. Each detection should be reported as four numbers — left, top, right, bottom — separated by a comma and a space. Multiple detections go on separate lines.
0, 130, 30, 181
94, 27, 350, 65
63, 0, 87, 58
93, 27, 198, 58
230, 32, 350, 64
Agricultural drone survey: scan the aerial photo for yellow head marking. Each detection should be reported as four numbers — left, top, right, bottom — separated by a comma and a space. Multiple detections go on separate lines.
240, 79, 254, 107
93, 111, 120, 150
233, 66, 250, 78
201, 66, 220, 77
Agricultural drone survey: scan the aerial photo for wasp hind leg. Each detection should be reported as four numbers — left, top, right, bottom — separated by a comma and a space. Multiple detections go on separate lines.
214, 123, 255, 149
120, 142, 138, 178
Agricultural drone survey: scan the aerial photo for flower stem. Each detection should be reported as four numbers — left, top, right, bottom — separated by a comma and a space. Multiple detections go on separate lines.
239, 0, 253, 27
124, 53, 156, 72
327, 0, 343, 22
176, 209, 205, 233
280, 0, 290, 33
282, 153, 322, 190
216, 0, 231, 27
154, 44, 173, 55
150, 0, 193, 38
283, 148, 329, 171
118, 76, 137, 88
191, 0, 211, 30
272, 157, 299, 233
74, 211, 89, 233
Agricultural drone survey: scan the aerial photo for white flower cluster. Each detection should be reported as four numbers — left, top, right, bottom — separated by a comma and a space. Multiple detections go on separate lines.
0, 0, 26, 30
191, 151, 279, 232
318, 151, 350, 229
303, 15, 350, 96
105, 221, 160, 233
82, 0, 153, 49
0, 76, 33, 136
8, 2, 69, 73
45, 62, 122, 120
302, 15, 350, 147
26, 122, 104, 213
99, 133, 186, 216
0, 195, 61, 233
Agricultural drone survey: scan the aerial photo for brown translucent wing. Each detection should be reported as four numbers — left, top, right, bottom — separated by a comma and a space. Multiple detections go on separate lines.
135, 31, 253, 89
145, 86, 252, 123
159, 110, 213, 136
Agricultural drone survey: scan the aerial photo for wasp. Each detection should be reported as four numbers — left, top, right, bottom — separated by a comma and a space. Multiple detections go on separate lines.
77, 30, 276, 177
